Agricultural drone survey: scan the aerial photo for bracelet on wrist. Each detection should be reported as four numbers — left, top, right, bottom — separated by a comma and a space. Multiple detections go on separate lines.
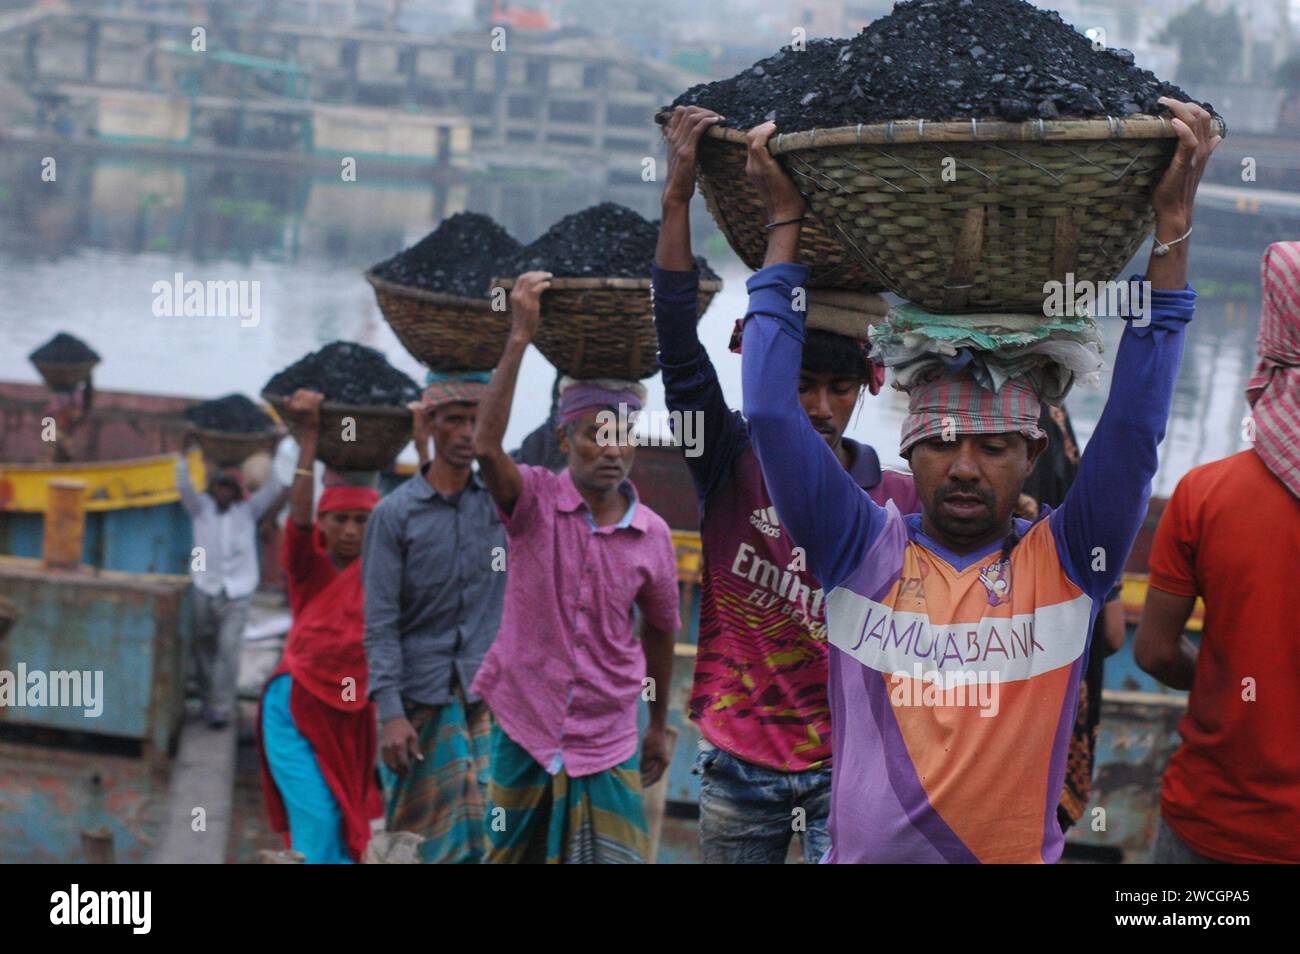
1152, 223, 1192, 256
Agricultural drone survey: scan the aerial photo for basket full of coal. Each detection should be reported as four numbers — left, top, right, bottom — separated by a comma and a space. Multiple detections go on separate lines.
183, 393, 280, 466
366, 213, 522, 372
261, 342, 418, 472
669, 0, 1225, 312
28, 332, 100, 392
492, 203, 722, 380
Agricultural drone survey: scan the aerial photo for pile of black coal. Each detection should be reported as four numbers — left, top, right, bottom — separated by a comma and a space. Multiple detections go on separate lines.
29, 332, 100, 365
184, 394, 276, 434
370, 212, 522, 298
263, 342, 420, 407
500, 202, 718, 280
671, 0, 1213, 129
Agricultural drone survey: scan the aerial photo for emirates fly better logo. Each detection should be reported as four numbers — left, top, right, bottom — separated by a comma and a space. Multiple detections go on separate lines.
749, 506, 781, 538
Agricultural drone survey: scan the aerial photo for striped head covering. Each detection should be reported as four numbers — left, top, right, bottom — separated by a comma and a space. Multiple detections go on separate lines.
900, 368, 1045, 456
423, 370, 491, 411
557, 377, 646, 426
1246, 242, 1300, 499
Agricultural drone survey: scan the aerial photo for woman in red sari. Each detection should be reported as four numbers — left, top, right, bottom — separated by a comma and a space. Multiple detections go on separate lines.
257, 389, 382, 863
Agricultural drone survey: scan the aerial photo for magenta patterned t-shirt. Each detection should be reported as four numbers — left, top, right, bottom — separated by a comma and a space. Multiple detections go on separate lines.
691, 441, 920, 771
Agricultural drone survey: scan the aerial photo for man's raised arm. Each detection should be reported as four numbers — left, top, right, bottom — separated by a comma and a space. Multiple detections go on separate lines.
655, 106, 745, 501
739, 122, 888, 589
1052, 99, 1220, 599
473, 270, 551, 517
174, 432, 205, 516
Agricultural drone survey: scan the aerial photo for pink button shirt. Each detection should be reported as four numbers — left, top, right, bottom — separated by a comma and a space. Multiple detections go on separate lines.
471, 465, 680, 778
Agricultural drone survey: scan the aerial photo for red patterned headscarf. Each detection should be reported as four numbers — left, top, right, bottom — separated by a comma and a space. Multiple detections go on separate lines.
900, 369, 1045, 456
1246, 241, 1300, 499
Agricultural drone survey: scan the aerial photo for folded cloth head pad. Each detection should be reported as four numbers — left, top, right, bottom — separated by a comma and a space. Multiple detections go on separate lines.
871, 302, 1104, 406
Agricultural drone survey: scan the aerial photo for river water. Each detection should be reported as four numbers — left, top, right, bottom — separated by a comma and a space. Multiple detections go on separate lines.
0, 146, 1268, 496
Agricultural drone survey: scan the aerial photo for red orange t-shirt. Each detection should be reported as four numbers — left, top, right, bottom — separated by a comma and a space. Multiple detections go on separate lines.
1148, 450, 1300, 863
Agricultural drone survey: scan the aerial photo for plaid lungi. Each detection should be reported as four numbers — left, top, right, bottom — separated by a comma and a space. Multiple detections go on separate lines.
483, 723, 649, 864
380, 689, 491, 864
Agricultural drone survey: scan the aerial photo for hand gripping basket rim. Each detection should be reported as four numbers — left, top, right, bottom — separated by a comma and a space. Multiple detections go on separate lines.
261, 392, 412, 471
491, 274, 722, 380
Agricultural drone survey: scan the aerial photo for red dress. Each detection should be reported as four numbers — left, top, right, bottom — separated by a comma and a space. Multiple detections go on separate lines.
256, 521, 381, 862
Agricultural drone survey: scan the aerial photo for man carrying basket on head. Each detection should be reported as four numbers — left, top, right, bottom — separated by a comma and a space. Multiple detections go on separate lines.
738, 99, 1219, 863
471, 273, 681, 863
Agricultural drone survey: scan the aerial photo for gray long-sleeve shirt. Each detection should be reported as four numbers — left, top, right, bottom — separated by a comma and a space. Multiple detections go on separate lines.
361, 464, 507, 722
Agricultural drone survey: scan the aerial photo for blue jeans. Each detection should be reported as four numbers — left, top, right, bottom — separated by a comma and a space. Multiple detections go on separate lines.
694, 741, 832, 864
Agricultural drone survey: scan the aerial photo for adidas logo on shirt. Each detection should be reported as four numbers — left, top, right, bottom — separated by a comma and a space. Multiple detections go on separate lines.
749, 505, 782, 538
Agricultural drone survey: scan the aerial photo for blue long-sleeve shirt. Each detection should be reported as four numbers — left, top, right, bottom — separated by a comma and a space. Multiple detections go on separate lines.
740, 261, 1194, 862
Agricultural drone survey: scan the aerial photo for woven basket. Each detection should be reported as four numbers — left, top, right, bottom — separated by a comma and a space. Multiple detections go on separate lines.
492, 276, 722, 380
192, 427, 279, 467
655, 109, 884, 291
366, 270, 509, 371
263, 393, 411, 472
33, 359, 97, 392
763, 114, 1226, 312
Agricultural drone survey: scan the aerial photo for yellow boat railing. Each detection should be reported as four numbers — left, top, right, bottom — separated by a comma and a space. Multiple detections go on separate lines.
0, 450, 207, 514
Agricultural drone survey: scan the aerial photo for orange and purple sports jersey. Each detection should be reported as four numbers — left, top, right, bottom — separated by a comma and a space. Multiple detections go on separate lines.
741, 262, 1196, 863
826, 511, 1091, 862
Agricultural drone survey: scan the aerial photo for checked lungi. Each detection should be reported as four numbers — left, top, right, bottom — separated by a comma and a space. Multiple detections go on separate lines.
483, 723, 649, 864
380, 689, 492, 864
